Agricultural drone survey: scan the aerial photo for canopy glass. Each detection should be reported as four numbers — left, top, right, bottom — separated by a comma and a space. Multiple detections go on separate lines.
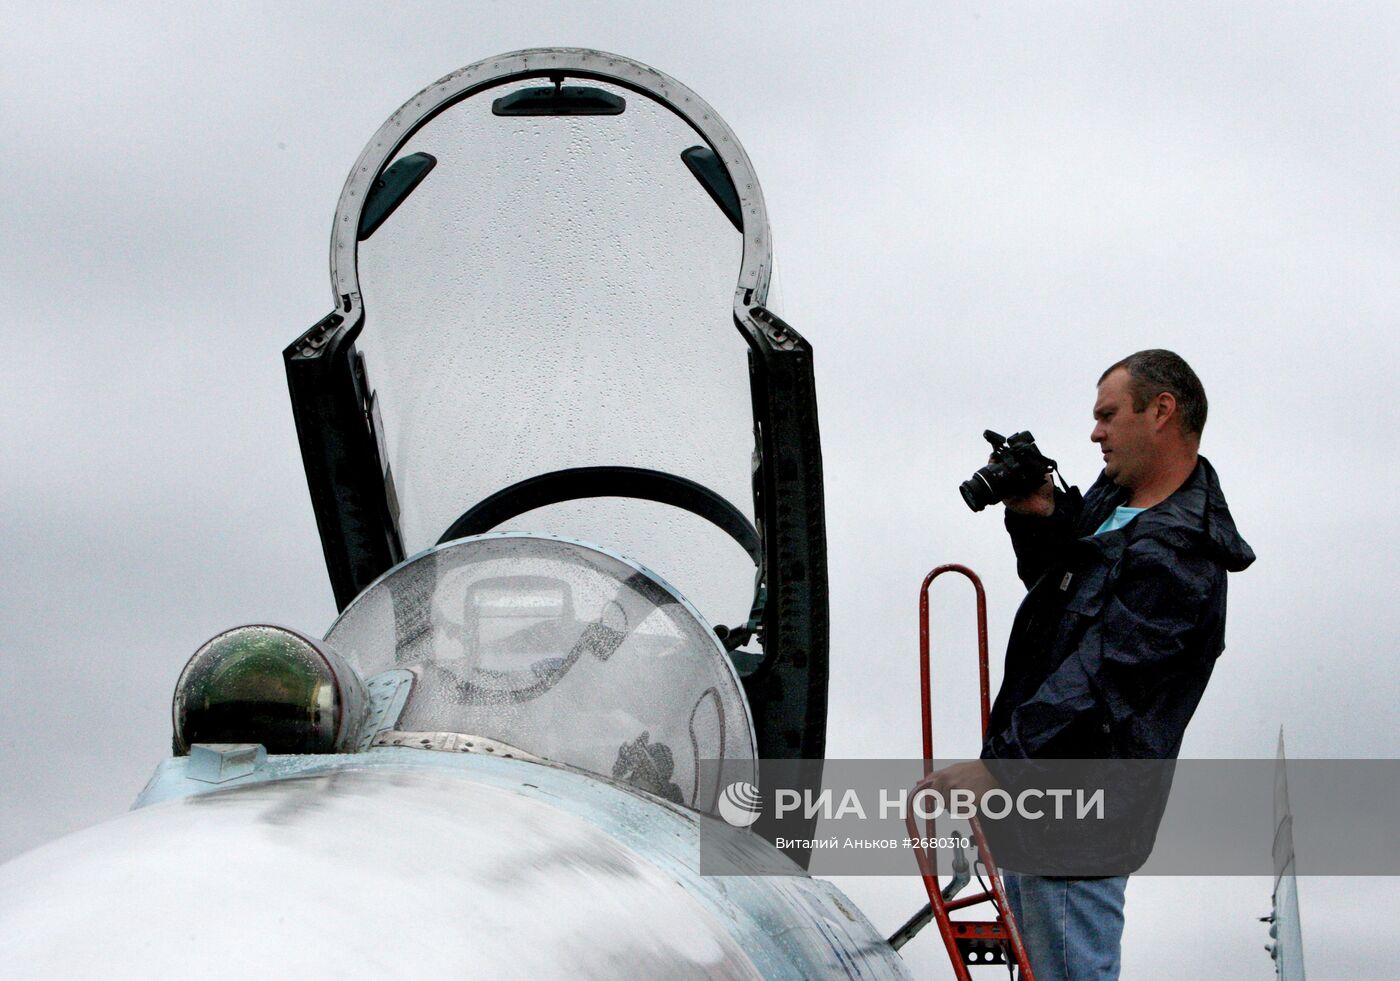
325, 535, 756, 811
353, 77, 756, 630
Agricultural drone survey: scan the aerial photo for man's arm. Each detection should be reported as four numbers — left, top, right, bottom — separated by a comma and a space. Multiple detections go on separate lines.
982, 537, 1211, 761
1003, 479, 1083, 589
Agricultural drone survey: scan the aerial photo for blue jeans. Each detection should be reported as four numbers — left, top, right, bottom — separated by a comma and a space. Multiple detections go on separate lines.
1002, 873, 1128, 981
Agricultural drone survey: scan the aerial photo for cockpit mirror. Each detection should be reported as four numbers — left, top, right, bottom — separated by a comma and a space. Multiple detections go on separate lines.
357, 152, 437, 241
491, 78, 626, 116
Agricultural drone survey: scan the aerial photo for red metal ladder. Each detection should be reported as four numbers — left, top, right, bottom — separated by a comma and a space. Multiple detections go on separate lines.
894, 563, 1036, 979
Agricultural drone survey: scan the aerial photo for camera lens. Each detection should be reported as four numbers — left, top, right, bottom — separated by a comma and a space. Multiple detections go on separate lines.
959, 472, 995, 512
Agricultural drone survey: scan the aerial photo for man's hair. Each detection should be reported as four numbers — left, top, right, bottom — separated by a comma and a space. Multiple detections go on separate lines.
1098, 349, 1208, 436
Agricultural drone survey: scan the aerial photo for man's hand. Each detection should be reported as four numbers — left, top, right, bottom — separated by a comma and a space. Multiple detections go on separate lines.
1003, 471, 1055, 517
924, 760, 999, 798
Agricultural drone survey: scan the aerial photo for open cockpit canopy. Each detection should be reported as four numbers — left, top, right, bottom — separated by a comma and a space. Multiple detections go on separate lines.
286, 49, 828, 768
353, 70, 755, 633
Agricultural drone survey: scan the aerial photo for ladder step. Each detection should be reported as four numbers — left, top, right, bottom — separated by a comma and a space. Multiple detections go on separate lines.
950, 920, 1011, 940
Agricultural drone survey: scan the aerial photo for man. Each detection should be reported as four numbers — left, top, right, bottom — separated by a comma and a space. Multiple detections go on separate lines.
928, 350, 1254, 980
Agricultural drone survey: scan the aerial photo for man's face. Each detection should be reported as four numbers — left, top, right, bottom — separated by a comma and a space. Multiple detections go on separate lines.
1091, 368, 1157, 488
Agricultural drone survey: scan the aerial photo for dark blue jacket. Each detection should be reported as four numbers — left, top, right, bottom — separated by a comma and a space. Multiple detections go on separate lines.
981, 457, 1255, 763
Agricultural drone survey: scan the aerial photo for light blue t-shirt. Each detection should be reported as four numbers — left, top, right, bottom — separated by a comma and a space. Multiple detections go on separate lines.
1094, 506, 1145, 536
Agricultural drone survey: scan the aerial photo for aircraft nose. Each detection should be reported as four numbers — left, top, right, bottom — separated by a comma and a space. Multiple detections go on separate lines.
0, 766, 765, 979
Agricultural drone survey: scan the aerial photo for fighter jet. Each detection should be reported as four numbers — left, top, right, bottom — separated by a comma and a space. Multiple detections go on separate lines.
0, 49, 914, 977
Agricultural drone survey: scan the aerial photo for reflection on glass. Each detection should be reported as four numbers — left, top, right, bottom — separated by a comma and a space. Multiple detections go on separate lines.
326, 535, 756, 812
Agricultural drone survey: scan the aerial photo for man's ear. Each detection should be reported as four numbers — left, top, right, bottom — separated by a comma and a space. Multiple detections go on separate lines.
1152, 391, 1178, 431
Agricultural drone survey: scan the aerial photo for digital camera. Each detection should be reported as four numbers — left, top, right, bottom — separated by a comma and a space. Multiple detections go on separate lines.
959, 430, 1057, 512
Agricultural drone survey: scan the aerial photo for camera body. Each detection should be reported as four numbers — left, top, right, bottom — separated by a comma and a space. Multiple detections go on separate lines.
959, 430, 1057, 512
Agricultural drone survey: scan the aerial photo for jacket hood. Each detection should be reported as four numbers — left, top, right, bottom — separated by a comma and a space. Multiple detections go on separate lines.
1124, 456, 1255, 572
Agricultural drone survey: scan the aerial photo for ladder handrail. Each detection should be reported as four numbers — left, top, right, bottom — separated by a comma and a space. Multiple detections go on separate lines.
919, 563, 991, 769
910, 562, 1035, 980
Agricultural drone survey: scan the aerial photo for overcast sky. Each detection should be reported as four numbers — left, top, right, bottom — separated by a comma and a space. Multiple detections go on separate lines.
2, 3, 1395, 978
